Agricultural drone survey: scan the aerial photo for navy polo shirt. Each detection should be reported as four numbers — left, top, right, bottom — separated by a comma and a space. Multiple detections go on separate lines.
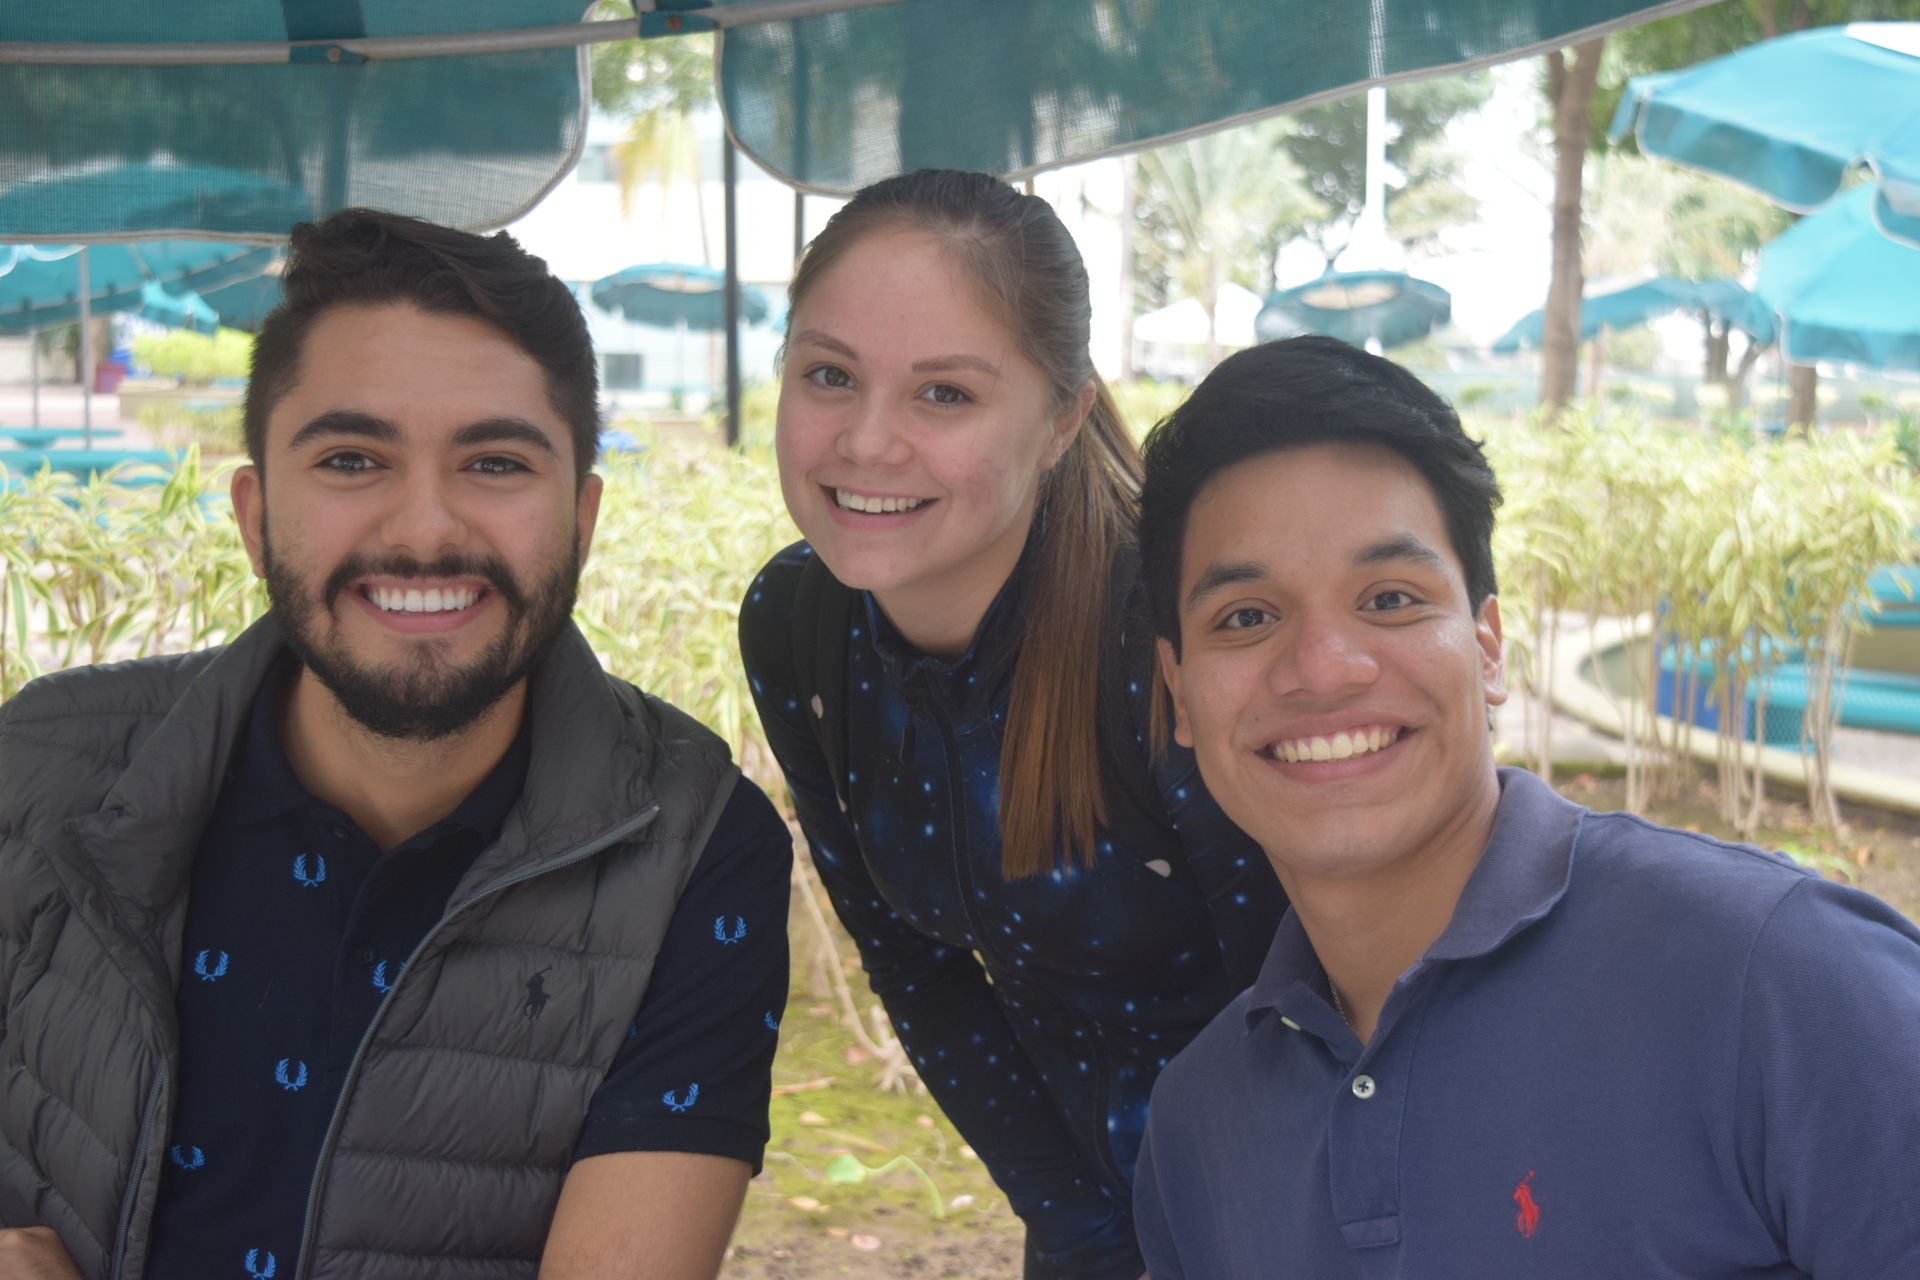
145, 657, 791, 1280
1135, 767, 1920, 1279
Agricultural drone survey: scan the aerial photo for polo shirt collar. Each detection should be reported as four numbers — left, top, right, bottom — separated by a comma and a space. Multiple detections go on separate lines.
1246, 766, 1584, 1027
225, 652, 532, 847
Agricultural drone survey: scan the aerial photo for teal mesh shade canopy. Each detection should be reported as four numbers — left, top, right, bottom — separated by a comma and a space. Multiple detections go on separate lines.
1255, 271, 1451, 350
1492, 276, 1774, 353
1755, 186, 1920, 373
1612, 23, 1920, 247
718, 0, 1722, 193
0, 2, 591, 241
0, 241, 277, 330
3, 0, 1718, 235
590, 263, 770, 329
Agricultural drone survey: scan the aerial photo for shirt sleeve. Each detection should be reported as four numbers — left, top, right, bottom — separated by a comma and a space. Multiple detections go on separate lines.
738, 549, 1141, 1280
1736, 875, 1920, 1277
571, 779, 792, 1174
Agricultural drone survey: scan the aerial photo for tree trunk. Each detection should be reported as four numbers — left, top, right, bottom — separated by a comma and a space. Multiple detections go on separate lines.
1787, 362, 1818, 434
1703, 318, 1730, 384
1729, 339, 1766, 408
1540, 39, 1606, 416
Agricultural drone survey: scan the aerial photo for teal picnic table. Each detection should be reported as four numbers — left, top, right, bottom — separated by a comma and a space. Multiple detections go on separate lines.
0, 426, 126, 449
0, 447, 177, 484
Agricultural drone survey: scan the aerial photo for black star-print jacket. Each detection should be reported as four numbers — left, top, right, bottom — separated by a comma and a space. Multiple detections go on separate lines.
741, 536, 1287, 1280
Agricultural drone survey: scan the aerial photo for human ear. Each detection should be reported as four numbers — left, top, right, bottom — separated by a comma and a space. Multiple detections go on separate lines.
575, 472, 604, 567
1157, 636, 1195, 749
231, 465, 267, 578
1476, 595, 1507, 707
1045, 380, 1096, 468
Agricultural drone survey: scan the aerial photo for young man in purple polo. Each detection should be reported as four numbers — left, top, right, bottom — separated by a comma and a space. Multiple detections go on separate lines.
1131, 335, 1920, 1279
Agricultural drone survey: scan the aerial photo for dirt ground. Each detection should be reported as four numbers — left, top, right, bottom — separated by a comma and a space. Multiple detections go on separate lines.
718, 768, 1920, 1279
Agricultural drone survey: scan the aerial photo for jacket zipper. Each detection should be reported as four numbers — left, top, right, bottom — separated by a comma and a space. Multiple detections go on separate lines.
289, 803, 661, 1280
108, 1080, 165, 1280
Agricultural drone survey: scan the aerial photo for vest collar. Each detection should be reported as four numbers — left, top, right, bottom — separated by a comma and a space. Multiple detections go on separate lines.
62, 615, 663, 936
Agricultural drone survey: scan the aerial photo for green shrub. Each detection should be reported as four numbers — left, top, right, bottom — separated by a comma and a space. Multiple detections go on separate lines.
132, 328, 253, 384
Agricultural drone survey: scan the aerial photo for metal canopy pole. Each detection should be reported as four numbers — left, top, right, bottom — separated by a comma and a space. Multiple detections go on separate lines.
78, 248, 93, 444
723, 137, 742, 448
0, 0, 903, 65
28, 328, 40, 428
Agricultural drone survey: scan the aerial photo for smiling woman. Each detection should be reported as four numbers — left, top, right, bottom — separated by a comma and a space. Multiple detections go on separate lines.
738, 169, 1287, 1280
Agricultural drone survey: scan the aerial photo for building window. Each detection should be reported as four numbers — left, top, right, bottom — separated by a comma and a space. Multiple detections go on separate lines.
577, 144, 619, 184
603, 352, 644, 390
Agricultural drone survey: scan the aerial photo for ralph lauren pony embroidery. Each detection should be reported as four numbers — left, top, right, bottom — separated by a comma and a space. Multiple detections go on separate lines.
1513, 1171, 1540, 1238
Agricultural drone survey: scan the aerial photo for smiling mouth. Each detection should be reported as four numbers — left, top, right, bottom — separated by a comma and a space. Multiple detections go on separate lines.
1264, 725, 1404, 763
833, 488, 930, 514
361, 584, 484, 615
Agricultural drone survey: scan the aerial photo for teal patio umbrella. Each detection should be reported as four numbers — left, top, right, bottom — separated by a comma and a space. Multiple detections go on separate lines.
590, 263, 771, 402
1611, 23, 1920, 246
1493, 276, 1774, 353
0, 240, 271, 435
1755, 186, 1920, 373
590, 263, 771, 330
132, 280, 221, 335
194, 263, 286, 334
1255, 271, 1452, 351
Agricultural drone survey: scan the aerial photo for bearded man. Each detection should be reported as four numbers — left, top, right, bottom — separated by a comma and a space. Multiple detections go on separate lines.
0, 210, 791, 1280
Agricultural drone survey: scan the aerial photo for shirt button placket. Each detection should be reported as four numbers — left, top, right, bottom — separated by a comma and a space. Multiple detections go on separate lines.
1350, 1074, 1376, 1100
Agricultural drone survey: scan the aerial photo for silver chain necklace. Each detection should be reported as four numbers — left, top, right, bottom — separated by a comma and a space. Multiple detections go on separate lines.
1328, 980, 1352, 1030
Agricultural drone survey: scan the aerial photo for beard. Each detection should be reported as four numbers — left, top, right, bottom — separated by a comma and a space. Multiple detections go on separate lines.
261, 529, 582, 742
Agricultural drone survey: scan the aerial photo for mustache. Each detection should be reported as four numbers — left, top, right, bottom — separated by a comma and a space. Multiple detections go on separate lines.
322, 553, 528, 613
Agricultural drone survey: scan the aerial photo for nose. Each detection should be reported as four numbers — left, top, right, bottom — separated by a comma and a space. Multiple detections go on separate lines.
834, 394, 912, 470
378, 465, 468, 557
1273, 610, 1380, 697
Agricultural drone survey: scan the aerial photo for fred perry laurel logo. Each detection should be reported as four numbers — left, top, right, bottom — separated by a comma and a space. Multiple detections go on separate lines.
291, 853, 327, 888
1514, 1171, 1541, 1239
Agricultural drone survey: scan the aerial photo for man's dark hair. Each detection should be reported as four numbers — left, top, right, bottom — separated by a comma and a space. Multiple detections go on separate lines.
1140, 335, 1502, 654
245, 209, 599, 484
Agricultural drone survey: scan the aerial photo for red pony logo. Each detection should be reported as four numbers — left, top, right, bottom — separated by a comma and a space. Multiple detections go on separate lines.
1513, 1171, 1540, 1238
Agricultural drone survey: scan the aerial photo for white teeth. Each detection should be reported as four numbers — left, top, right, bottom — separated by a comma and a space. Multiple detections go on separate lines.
370, 586, 478, 614
1268, 727, 1401, 764
835, 488, 927, 514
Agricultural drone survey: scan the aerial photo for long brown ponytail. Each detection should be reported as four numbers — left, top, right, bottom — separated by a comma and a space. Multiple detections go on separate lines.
788, 170, 1140, 877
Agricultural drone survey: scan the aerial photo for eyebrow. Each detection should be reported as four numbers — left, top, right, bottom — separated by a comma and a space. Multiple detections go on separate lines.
450, 417, 559, 457
788, 329, 1002, 379
1185, 560, 1268, 610
1353, 534, 1448, 572
285, 410, 557, 458
286, 410, 398, 452
788, 329, 857, 360
912, 354, 1001, 378
1182, 535, 1450, 610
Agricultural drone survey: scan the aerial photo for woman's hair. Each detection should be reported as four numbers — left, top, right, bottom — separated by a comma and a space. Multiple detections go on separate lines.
788, 169, 1141, 879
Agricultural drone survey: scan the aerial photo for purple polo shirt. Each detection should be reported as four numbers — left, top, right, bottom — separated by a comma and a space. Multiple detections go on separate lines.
1134, 767, 1920, 1279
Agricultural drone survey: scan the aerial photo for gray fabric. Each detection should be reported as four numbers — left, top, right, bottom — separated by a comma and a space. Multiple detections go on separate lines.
0, 615, 740, 1280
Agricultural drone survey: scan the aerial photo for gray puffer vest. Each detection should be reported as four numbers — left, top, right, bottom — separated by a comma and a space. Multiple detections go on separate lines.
0, 616, 739, 1280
